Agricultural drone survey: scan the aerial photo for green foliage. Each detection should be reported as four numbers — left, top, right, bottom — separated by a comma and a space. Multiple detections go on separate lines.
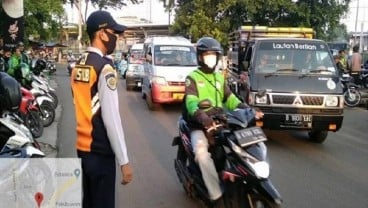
168, 0, 352, 47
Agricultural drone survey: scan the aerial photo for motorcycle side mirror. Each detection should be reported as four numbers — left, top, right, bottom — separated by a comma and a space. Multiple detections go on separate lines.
198, 99, 213, 110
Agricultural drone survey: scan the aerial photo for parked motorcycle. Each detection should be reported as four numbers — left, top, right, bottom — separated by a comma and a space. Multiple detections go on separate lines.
341, 72, 361, 107
173, 102, 282, 208
19, 87, 43, 138
0, 111, 44, 158
31, 58, 47, 76
31, 73, 58, 109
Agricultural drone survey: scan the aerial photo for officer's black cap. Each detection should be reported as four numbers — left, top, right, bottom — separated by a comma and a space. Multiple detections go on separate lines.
86, 10, 126, 37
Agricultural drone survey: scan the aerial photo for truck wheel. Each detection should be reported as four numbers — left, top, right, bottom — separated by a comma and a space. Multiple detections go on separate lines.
308, 130, 328, 143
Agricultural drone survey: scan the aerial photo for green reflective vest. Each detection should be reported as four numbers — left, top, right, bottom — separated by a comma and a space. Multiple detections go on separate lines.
185, 69, 241, 116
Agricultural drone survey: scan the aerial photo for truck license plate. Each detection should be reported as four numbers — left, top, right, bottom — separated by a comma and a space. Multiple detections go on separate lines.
285, 114, 312, 127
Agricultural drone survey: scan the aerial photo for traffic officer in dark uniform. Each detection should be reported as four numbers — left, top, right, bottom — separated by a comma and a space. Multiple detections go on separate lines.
70, 10, 133, 208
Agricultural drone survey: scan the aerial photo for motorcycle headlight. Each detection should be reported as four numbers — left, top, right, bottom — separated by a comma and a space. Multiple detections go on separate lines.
229, 140, 270, 179
325, 96, 339, 107
248, 161, 270, 179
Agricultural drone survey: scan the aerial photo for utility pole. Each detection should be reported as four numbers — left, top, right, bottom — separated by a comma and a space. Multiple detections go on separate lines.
354, 0, 360, 46
78, 0, 83, 53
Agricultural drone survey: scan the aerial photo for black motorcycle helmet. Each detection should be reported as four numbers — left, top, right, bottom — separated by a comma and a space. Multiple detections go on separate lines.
196, 37, 223, 72
0, 72, 22, 112
36, 59, 47, 69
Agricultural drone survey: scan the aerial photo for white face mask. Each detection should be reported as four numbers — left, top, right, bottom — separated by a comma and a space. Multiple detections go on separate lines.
203, 54, 217, 69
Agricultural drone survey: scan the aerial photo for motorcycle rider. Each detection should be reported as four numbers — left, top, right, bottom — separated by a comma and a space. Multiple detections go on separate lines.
183, 37, 263, 204
67, 50, 76, 75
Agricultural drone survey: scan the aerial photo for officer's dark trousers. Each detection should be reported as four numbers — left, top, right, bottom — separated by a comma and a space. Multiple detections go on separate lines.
78, 151, 116, 208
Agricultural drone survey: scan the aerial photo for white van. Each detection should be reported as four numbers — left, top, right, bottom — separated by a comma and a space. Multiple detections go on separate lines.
129, 43, 144, 64
141, 36, 198, 110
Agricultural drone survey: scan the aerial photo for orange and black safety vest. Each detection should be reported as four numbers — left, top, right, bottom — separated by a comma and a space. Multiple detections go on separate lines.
71, 52, 114, 155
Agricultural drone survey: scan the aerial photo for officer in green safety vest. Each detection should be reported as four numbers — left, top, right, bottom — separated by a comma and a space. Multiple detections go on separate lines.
183, 37, 264, 205
338, 49, 348, 73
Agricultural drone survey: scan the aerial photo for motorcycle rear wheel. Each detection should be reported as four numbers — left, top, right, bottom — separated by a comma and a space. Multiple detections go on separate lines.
40, 102, 55, 127
24, 110, 44, 138
49, 91, 58, 108
344, 88, 361, 107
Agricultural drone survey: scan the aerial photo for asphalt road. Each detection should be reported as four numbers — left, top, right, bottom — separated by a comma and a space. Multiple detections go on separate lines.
53, 66, 368, 208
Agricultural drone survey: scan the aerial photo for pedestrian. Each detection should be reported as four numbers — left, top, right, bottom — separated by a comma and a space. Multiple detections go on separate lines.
7, 46, 23, 82
3, 47, 12, 72
17, 41, 30, 65
350, 45, 362, 84
70, 10, 133, 208
0, 47, 5, 72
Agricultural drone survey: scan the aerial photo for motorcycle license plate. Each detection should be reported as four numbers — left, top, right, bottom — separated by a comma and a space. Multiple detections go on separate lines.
234, 127, 267, 147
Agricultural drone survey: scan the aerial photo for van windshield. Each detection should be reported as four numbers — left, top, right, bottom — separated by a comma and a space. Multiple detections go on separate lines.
129, 49, 143, 63
254, 41, 337, 75
154, 45, 197, 66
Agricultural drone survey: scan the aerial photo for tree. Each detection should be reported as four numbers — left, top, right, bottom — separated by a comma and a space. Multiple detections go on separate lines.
168, 0, 351, 47
64, 0, 141, 23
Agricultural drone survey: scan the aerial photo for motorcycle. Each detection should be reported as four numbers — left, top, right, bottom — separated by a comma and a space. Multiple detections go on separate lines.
67, 56, 77, 76
47, 60, 56, 74
31, 73, 58, 109
0, 111, 44, 158
19, 87, 44, 138
341, 72, 361, 107
173, 101, 282, 208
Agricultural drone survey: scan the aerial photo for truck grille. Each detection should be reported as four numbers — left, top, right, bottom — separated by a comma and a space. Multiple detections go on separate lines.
300, 96, 324, 105
272, 95, 296, 104
271, 94, 324, 106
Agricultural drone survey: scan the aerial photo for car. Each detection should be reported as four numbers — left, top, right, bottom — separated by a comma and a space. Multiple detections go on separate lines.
125, 63, 144, 91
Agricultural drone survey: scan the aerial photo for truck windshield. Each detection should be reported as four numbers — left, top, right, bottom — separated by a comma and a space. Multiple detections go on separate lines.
255, 41, 336, 75
154, 45, 197, 66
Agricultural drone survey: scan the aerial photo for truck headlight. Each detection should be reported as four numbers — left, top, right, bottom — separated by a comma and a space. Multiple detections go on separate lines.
325, 96, 338, 107
255, 94, 268, 104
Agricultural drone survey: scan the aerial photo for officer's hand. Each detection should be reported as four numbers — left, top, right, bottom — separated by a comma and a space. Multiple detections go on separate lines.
120, 163, 133, 185
255, 110, 264, 120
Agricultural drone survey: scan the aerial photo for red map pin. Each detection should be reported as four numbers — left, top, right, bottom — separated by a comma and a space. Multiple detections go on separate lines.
35, 192, 44, 208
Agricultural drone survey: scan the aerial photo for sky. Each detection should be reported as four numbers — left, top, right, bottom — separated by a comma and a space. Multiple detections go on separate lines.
340, 0, 368, 32
65, 0, 367, 32
65, 0, 172, 25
